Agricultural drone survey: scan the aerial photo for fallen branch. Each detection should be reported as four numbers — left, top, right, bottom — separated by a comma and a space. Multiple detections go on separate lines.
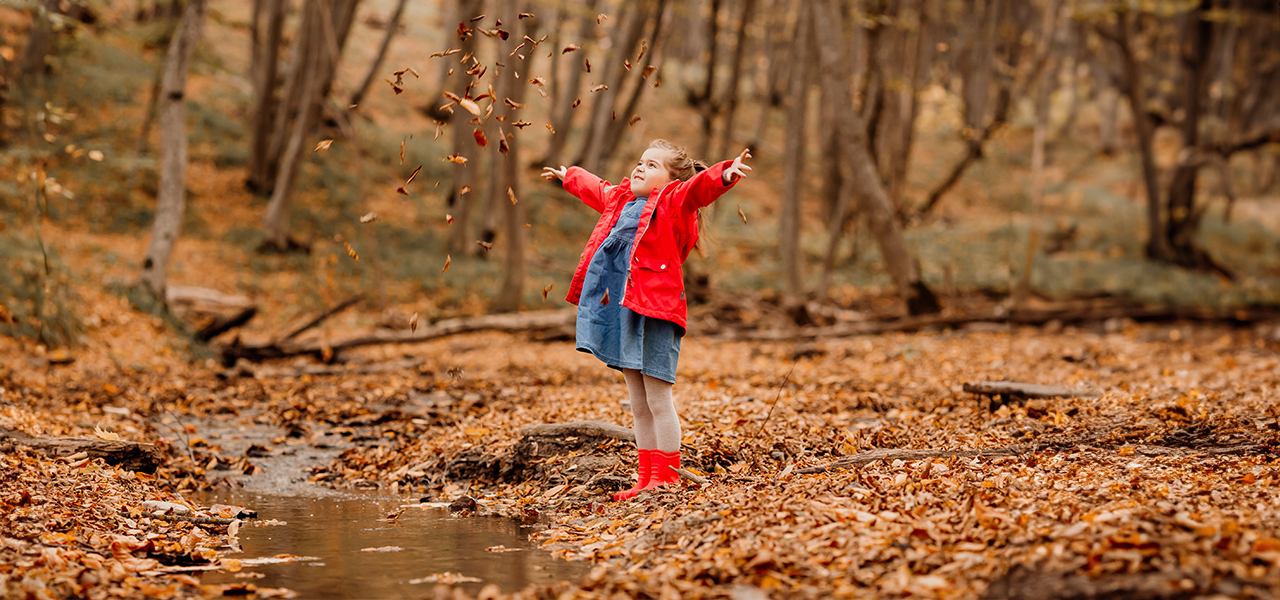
670, 466, 709, 485
963, 381, 1101, 399
715, 303, 1280, 342
796, 446, 1029, 475
0, 427, 164, 473
220, 309, 576, 363
279, 293, 363, 342
196, 305, 257, 341
139, 511, 235, 526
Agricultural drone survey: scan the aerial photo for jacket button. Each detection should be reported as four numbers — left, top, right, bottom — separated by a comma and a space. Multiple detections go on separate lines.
660, 264, 667, 270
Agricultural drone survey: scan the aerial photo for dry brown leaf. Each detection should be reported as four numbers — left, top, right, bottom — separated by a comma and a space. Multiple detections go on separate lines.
409, 313, 418, 333
545, 124, 555, 134
343, 241, 359, 261
628, 115, 641, 126
562, 44, 581, 54
314, 139, 333, 152
459, 185, 472, 195
473, 129, 487, 147
738, 205, 747, 224
94, 425, 119, 441
511, 120, 533, 129
507, 187, 517, 204
589, 84, 608, 93
542, 284, 553, 301
597, 13, 608, 23
360, 212, 380, 223
442, 255, 451, 272
601, 289, 610, 305
444, 154, 468, 165
504, 98, 524, 109
518, 12, 534, 19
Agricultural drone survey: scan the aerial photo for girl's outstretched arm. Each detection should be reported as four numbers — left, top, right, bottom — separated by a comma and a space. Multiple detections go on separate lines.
546, 165, 614, 213
677, 148, 753, 212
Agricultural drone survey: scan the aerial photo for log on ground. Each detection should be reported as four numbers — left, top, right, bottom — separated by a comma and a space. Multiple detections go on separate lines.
0, 427, 164, 473
963, 381, 1101, 399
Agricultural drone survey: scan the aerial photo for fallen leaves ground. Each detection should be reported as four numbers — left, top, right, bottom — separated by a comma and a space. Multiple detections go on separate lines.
4, 292, 1279, 599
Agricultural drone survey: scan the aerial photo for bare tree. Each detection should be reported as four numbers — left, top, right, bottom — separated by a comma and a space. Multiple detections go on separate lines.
811, 0, 939, 315
446, 0, 485, 254
349, 0, 410, 108
247, 0, 285, 194
261, 0, 362, 251
492, 0, 537, 312
778, 1, 810, 300
544, 0, 599, 167
141, 0, 208, 300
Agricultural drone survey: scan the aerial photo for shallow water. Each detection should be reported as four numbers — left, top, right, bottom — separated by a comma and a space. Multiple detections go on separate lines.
198, 490, 588, 598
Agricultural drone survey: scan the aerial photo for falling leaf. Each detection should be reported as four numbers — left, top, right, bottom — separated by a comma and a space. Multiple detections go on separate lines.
409, 313, 419, 333
314, 139, 333, 152
651, 76, 661, 88
474, 129, 488, 147
571, 97, 582, 108
360, 212, 380, 223
590, 84, 608, 93
511, 120, 533, 129
601, 289, 610, 305
477, 240, 493, 252
399, 140, 405, 164
459, 186, 472, 196
342, 242, 359, 260
562, 44, 581, 54
446, 213, 454, 224
641, 65, 657, 78
542, 284, 553, 301
507, 187, 518, 204
442, 255, 451, 272
470, 14, 485, 22
434, 120, 445, 140
612, 110, 616, 120
508, 41, 527, 57
394, 66, 420, 79
430, 48, 462, 58
624, 59, 632, 70
94, 425, 120, 441
584, 58, 591, 72
628, 115, 641, 126
504, 98, 524, 109
458, 22, 474, 40
738, 205, 748, 224
498, 136, 510, 154
597, 13, 608, 23
495, 28, 510, 41
637, 40, 649, 62
445, 154, 469, 165
518, 12, 535, 19
88, 150, 105, 161
545, 124, 556, 134
384, 78, 404, 94
529, 76, 546, 86
405, 165, 422, 185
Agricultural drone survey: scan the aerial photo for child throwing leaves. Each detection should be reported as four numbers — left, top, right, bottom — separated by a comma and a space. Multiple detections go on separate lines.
543, 140, 752, 500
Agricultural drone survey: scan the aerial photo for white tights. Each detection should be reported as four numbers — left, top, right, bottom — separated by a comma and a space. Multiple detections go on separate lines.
622, 369, 681, 453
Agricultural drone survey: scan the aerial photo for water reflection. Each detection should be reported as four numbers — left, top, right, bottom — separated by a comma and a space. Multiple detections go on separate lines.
198, 491, 588, 599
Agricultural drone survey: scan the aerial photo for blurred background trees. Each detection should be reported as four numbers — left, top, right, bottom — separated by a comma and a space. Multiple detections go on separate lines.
1, 0, 1278, 334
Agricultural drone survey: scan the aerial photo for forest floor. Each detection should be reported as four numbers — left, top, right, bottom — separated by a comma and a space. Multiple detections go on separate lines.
3, 280, 1280, 600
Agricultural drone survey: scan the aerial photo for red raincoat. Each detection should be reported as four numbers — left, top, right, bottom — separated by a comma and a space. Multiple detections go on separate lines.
563, 160, 739, 332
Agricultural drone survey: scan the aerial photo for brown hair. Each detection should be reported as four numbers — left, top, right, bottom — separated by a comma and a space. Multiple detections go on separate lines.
649, 139, 708, 182
648, 139, 709, 254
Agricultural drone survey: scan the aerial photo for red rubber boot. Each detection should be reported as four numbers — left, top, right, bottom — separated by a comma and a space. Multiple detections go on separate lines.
640, 450, 680, 491
612, 449, 652, 501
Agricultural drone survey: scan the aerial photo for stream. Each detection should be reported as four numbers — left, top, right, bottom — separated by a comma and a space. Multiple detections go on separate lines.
184, 414, 589, 597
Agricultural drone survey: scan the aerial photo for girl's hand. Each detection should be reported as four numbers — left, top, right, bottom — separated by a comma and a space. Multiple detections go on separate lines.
723, 148, 752, 184
542, 165, 568, 181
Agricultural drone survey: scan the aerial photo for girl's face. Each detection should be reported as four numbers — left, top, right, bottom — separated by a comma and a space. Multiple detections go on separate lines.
629, 147, 675, 198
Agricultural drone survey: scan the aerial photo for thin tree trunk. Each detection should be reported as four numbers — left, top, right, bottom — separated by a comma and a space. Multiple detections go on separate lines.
493, 0, 535, 312
141, 0, 208, 300
576, 3, 650, 173
812, 0, 939, 315
544, 0, 597, 167
1099, 14, 1173, 262
349, 0, 409, 109
262, 4, 324, 251
1164, 0, 1213, 266
714, 0, 756, 160
779, 1, 810, 300
263, 4, 310, 193
746, 0, 792, 152
1014, 0, 1063, 304
446, 0, 485, 254
694, 0, 724, 160
247, 0, 285, 194
598, 0, 671, 164
20, 1, 56, 76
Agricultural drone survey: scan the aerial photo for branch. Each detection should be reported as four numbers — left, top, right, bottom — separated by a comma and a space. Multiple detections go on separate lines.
279, 293, 363, 342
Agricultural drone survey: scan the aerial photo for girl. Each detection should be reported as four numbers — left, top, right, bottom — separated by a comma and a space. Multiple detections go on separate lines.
543, 140, 751, 500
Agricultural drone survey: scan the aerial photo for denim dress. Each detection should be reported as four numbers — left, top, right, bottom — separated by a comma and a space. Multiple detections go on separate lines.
576, 198, 682, 383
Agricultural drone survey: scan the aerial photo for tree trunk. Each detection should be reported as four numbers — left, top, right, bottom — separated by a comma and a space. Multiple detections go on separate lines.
544, 0, 598, 167
1164, 0, 1214, 268
1014, 0, 1063, 304
20, 1, 57, 76
349, 0, 408, 109
493, 1, 535, 313
247, 0, 285, 194
1100, 14, 1173, 262
141, 0, 208, 301
446, 0, 485, 254
597, 0, 672, 164
714, 0, 757, 160
262, 1, 338, 251
746, 0, 792, 152
575, 3, 651, 173
811, 0, 940, 315
778, 1, 811, 300
693, 0, 724, 160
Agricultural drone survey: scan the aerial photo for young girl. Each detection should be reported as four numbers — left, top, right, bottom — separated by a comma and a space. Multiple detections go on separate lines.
543, 140, 751, 500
